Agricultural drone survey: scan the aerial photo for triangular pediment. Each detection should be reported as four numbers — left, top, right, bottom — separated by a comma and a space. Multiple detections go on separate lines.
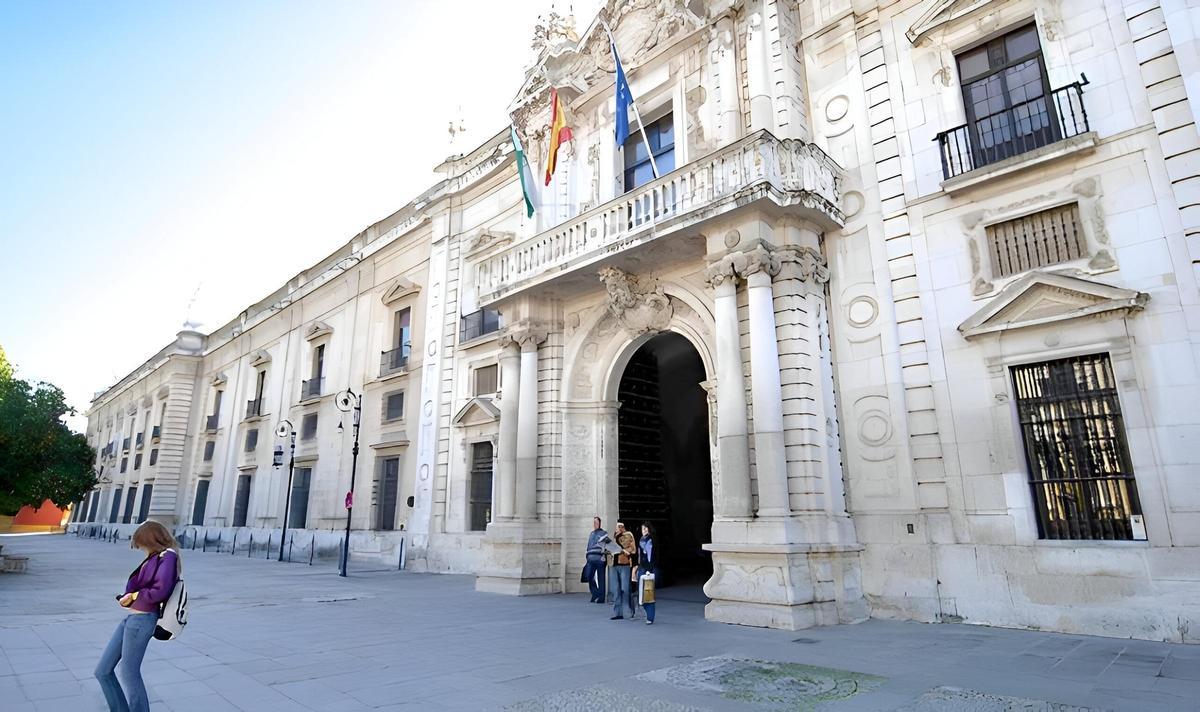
382, 277, 421, 306
249, 349, 272, 367
907, 0, 999, 44
304, 321, 333, 341
959, 272, 1148, 339
452, 397, 500, 427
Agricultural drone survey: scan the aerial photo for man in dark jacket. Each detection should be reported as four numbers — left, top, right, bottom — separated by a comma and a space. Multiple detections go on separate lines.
584, 517, 607, 603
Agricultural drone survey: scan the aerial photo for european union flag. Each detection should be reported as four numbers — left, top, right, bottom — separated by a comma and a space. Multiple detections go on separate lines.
612, 40, 631, 146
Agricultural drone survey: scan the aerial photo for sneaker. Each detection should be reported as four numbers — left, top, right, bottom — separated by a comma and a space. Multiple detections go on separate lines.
646, 620, 654, 625
610, 615, 624, 620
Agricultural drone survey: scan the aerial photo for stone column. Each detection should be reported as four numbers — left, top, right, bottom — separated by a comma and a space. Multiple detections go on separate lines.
705, 260, 752, 518
740, 246, 791, 517
514, 329, 546, 521
495, 337, 522, 521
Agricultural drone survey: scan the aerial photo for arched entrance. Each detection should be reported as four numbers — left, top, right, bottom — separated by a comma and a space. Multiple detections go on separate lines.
616, 331, 713, 587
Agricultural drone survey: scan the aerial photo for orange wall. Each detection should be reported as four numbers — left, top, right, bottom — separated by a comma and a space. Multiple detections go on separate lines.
12, 500, 66, 526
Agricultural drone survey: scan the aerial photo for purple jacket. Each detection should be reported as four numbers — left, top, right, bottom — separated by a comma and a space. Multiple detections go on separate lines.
124, 550, 179, 613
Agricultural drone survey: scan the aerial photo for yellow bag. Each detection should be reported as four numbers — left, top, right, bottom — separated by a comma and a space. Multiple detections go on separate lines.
638, 573, 656, 605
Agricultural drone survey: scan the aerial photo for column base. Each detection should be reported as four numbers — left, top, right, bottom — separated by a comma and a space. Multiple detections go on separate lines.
474, 520, 561, 596
702, 542, 869, 630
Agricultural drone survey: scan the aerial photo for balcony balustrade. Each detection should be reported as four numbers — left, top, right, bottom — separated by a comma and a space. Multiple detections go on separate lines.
935, 77, 1090, 180
300, 377, 324, 401
470, 130, 841, 305
380, 346, 410, 377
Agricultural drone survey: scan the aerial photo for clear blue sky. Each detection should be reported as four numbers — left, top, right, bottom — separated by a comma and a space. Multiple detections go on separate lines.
0, 1, 598, 430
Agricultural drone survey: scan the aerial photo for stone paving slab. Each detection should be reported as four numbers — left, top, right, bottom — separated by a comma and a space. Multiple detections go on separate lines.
1, 533, 1198, 711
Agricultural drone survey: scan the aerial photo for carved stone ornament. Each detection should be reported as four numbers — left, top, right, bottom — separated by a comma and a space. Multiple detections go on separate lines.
465, 229, 515, 258
778, 246, 831, 284
735, 245, 782, 280
598, 266, 673, 336
499, 324, 549, 350
304, 321, 333, 341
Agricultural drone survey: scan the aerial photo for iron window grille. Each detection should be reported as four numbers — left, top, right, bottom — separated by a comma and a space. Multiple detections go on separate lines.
936, 24, 1089, 180
380, 345, 410, 376
987, 202, 1086, 277
1011, 354, 1142, 540
459, 308, 501, 342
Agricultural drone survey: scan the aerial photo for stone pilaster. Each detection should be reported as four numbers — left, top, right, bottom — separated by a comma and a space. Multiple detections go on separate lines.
704, 259, 752, 522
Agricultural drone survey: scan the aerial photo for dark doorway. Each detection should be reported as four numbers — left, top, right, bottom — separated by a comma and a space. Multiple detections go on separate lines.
617, 332, 713, 587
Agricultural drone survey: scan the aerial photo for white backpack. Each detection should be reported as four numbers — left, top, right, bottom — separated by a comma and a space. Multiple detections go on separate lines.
153, 549, 188, 641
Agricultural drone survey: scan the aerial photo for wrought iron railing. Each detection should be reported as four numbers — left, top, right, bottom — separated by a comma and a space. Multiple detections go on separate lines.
246, 399, 262, 419
380, 345, 410, 376
460, 308, 501, 342
936, 75, 1090, 180
300, 377, 324, 400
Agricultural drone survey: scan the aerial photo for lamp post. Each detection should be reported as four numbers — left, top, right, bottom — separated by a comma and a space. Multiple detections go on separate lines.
335, 388, 362, 577
273, 419, 296, 562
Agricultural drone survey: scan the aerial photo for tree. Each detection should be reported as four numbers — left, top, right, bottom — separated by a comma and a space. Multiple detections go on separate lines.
0, 346, 96, 516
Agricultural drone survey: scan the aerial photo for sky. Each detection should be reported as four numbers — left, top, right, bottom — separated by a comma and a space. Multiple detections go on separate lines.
0, 0, 600, 431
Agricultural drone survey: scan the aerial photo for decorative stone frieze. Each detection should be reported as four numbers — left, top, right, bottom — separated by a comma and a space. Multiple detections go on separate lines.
597, 267, 673, 336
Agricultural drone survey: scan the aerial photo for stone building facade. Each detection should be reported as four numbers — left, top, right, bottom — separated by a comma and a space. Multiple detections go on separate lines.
78, 0, 1200, 642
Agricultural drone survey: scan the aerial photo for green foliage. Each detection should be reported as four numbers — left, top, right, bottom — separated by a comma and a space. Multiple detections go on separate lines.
0, 347, 96, 516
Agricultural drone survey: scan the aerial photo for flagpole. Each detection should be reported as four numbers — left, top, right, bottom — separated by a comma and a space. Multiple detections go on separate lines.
603, 21, 659, 181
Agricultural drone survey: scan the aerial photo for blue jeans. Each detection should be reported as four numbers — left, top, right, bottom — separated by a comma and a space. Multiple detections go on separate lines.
585, 559, 606, 602
95, 612, 156, 712
610, 565, 632, 618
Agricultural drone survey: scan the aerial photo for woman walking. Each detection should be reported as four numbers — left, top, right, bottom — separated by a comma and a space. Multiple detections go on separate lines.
95, 521, 180, 712
637, 522, 658, 625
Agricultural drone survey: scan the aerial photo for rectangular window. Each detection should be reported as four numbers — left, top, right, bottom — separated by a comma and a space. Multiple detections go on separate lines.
203, 440, 215, 462
473, 365, 499, 396
313, 344, 325, 380
987, 203, 1086, 277
394, 308, 411, 351
289, 467, 312, 529
233, 474, 252, 527
623, 113, 675, 192
1012, 354, 1142, 540
122, 487, 136, 523
120, 458, 128, 474
459, 308, 501, 342
192, 479, 210, 526
149, 449, 158, 467
469, 441, 494, 532
245, 428, 259, 452
134, 454, 142, 470
377, 457, 400, 530
382, 309, 413, 375
108, 488, 123, 523
957, 24, 1055, 168
383, 391, 405, 422
255, 369, 267, 403
137, 484, 153, 523
301, 413, 318, 440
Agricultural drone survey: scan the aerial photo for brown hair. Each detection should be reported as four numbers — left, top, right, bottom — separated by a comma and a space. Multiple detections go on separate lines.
132, 520, 177, 554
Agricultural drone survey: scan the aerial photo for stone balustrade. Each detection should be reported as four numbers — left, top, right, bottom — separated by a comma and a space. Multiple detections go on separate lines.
472, 130, 843, 305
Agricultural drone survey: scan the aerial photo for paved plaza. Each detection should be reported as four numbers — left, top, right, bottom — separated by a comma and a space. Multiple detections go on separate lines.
1, 533, 1197, 711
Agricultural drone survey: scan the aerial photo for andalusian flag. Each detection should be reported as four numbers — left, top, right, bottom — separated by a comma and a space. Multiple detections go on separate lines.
510, 125, 536, 218
544, 87, 573, 185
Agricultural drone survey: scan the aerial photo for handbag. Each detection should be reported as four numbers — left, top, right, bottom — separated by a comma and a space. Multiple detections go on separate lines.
638, 572, 656, 605
580, 562, 590, 584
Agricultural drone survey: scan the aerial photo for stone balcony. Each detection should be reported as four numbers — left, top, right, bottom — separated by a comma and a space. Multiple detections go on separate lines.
471, 130, 843, 306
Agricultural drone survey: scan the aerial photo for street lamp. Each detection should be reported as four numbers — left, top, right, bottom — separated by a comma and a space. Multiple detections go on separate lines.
273, 419, 296, 562
335, 388, 362, 577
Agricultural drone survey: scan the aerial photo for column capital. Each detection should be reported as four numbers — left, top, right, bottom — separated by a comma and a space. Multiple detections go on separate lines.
735, 245, 781, 281
704, 257, 739, 290
777, 245, 830, 284
500, 323, 548, 351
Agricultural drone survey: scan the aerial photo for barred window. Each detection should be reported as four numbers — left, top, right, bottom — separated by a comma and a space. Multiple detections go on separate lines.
987, 203, 1086, 277
1011, 354, 1142, 540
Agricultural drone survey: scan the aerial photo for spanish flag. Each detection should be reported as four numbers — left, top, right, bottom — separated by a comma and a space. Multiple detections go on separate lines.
544, 88, 573, 185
